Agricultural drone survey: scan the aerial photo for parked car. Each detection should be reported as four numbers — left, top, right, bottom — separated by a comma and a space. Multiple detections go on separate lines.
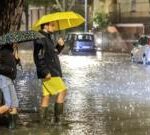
131, 35, 150, 64
65, 32, 96, 55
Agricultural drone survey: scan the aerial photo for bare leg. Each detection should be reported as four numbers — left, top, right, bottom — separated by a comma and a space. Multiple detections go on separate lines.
41, 95, 50, 107
56, 90, 67, 103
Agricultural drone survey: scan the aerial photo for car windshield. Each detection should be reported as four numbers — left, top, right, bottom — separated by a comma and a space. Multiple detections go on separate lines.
77, 34, 94, 41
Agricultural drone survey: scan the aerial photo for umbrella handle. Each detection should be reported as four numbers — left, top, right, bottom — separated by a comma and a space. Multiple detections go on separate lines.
18, 60, 23, 71
13, 44, 19, 59
13, 44, 23, 72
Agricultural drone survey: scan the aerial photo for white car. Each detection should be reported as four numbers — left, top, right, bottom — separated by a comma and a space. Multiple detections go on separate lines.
131, 35, 150, 64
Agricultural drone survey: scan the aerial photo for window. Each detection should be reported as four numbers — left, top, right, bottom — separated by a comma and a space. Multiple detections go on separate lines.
77, 34, 94, 41
131, 0, 136, 12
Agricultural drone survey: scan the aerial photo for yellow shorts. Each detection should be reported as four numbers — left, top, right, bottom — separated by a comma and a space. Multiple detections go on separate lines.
42, 77, 67, 96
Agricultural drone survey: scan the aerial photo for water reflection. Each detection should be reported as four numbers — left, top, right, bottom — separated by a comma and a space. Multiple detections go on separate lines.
61, 54, 150, 135
1, 48, 150, 135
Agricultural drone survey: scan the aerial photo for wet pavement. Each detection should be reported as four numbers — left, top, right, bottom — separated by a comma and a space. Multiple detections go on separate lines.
1, 50, 150, 135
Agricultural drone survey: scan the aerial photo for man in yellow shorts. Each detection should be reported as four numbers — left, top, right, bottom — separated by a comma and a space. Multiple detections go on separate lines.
33, 22, 67, 124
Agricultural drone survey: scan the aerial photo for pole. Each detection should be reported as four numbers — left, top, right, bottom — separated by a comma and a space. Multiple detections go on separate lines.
84, 0, 88, 32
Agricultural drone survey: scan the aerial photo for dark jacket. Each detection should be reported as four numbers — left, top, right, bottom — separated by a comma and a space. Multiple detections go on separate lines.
0, 46, 17, 80
33, 31, 64, 79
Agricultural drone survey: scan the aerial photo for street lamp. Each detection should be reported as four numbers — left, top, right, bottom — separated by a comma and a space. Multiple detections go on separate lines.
84, 0, 88, 32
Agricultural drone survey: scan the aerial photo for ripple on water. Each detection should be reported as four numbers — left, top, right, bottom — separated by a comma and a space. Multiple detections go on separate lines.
1, 52, 150, 135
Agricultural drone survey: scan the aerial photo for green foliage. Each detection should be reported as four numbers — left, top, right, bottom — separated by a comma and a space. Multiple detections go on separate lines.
93, 12, 110, 30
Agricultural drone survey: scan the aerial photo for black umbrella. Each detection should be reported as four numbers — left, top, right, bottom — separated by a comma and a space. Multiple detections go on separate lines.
0, 30, 45, 45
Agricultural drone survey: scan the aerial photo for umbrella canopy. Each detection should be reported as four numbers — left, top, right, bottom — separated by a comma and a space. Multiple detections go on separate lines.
32, 11, 85, 31
0, 30, 45, 45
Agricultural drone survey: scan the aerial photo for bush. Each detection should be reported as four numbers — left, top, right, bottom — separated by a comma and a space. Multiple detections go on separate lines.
93, 12, 110, 30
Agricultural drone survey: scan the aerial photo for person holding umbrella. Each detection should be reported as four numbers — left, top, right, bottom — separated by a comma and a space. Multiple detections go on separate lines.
0, 44, 20, 129
0, 30, 44, 129
33, 11, 85, 125
33, 22, 67, 125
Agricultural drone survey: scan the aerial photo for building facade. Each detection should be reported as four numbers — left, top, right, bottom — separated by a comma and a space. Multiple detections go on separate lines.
94, 0, 150, 22
111, 0, 150, 24
93, 0, 150, 33
93, 0, 150, 52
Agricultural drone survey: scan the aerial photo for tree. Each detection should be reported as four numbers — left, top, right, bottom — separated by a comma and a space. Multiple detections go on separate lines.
26, 0, 76, 12
24, 0, 56, 30
24, 0, 76, 30
0, 0, 24, 35
26, 0, 55, 6
93, 12, 110, 30
55, 0, 76, 11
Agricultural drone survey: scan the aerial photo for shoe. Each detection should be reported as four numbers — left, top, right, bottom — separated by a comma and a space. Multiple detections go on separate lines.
39, 107, 48, 126
8, 114, 17, 129
54, 103, 64, 124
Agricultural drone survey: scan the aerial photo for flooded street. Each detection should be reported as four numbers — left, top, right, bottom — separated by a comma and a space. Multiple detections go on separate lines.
1, 50, 150, 135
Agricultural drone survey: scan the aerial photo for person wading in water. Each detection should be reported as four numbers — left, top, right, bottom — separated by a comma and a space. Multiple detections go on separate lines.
33, 22, 67, 125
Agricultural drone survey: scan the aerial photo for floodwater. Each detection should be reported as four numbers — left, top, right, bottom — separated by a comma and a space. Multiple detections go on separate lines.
1, 49, 150, 135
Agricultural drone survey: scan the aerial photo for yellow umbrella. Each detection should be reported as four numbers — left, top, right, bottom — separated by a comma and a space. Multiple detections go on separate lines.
32, 11, 85, 31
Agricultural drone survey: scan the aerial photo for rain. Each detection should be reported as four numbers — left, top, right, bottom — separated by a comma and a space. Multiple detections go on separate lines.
1, 0, 150, 135
1, 46, 150, 135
